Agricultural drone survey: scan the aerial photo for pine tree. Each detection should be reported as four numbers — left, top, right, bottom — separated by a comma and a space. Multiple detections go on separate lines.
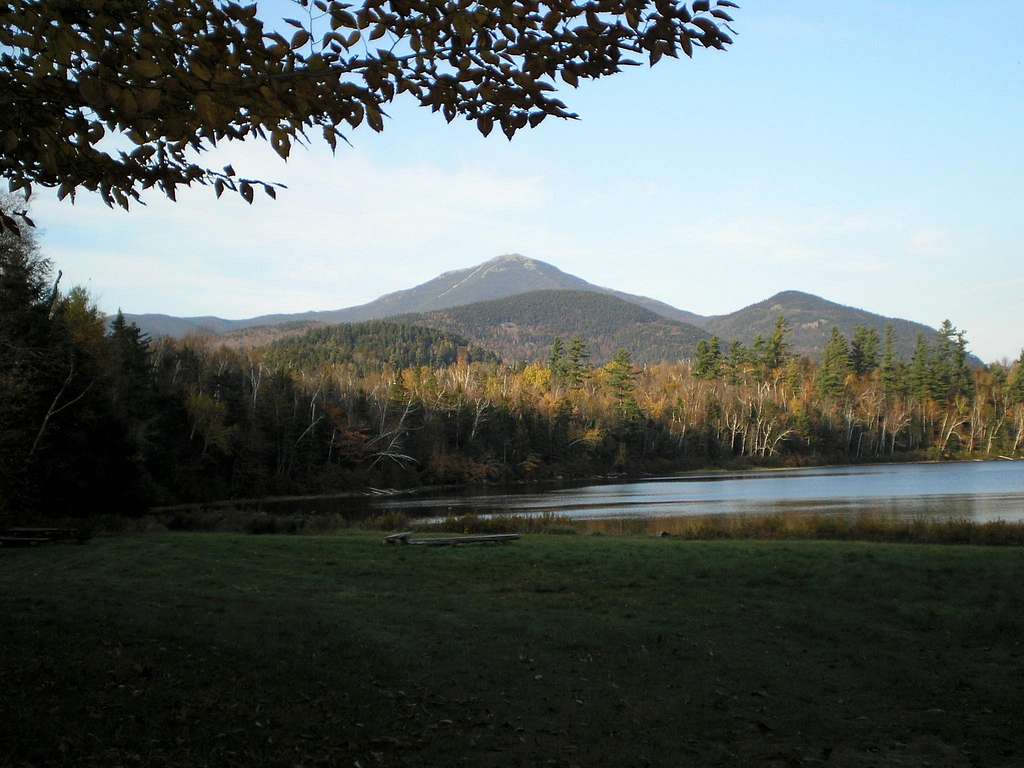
605, 349, 640, 420
0, 206, 56, 515
909, 334, 933, 401
764, 316, 791, 373
725, 340, 748, 384
850, 326, 880, 375
694, 336, 722, 380
930, 320, 957, 400
880, 325, 900, 397
951, 331, 975, 400
816, 327, 851, 399
548, 337, 567, 381
752, 334, 767, 378
566, 336, 590, 388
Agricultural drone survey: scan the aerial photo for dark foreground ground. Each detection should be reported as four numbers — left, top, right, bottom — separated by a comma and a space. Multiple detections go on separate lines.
2, 534, 1022, 767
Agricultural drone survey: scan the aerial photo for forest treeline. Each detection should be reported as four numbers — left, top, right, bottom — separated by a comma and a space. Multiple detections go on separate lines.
3, 219, 1024, 517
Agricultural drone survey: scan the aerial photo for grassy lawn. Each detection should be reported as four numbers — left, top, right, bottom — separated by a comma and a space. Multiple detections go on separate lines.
2, 534, 1023, 767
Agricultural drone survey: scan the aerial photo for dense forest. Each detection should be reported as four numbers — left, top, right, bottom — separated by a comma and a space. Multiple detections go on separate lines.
3, 214, 1024, 518
261, 322, 497, 372
396, 289, 710, 364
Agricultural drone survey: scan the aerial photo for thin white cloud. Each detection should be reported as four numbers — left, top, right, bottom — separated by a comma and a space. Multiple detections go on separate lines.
34, 143, 550, 317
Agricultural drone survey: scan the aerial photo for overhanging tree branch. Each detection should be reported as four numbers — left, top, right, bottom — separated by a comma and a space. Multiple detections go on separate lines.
0, 0, 738, 229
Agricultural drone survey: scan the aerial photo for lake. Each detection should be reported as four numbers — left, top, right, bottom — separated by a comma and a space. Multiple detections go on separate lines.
361, 461, 1024, 523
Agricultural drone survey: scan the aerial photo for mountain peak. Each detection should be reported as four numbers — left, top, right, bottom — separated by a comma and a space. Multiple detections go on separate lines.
764, 290, 821, 302
482, 253, 557, 272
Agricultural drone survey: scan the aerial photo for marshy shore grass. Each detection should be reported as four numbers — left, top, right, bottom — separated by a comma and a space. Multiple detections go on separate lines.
419, 510, 1024, 546
2, 533, 1023, 766
59, 507, 1024, 547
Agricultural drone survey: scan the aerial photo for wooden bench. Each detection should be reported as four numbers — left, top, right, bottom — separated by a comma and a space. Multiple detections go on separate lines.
0, 528, 86, 546
0, 536, 51, 547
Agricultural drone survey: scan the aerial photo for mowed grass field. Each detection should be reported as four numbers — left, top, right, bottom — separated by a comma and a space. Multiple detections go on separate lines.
2, 534, 1023, 767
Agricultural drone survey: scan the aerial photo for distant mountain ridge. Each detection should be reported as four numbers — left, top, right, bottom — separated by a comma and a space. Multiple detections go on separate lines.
119, 254, 704, 338
397, 290, 710, 364
119, 254, 967, 361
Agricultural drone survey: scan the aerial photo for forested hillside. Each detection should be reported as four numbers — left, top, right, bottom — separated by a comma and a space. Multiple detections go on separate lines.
398, 290, 710, 364
218, 321, 324, 348
261, 322, 498, 372
702, 291, 954, 360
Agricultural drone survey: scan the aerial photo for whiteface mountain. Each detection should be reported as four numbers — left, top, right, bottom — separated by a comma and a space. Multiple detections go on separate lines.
119, 254, 964, 362
119, 254, 704, 338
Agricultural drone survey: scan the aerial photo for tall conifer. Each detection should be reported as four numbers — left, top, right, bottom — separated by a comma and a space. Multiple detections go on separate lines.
816, 327, 851, 399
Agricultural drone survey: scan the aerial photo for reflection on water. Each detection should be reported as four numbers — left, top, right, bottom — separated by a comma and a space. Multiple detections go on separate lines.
365, 461, 1024, 523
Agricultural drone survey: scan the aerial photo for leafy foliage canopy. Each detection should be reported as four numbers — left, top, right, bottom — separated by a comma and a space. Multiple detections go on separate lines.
0, 0, 737, 230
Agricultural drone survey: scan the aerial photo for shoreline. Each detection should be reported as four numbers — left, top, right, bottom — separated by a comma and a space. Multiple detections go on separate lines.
148, 453, 1020, 514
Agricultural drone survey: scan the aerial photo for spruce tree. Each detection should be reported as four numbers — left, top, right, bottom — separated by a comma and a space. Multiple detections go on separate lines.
0, 204, 57, 515
725, 340, 748, 384
108, 312, 159, 459
605, 349, 640, 421
816, 327, 851, 399
548, 337, 567, 381
566, 336, 590, 389
764, 316, 791, 373
694, 336, 723, 380
909, 334, 933, 401
850, 326, 880, 375
752, 334, 768, 378
951, 331, 975, 400
930, 320, 957, 400
880, 325, 900, 397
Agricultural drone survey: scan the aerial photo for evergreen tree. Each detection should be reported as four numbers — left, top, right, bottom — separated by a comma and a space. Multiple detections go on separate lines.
816, 327, 851, 399
725, 340, 748, 384
548, 337, 567, 381
605, 349, 640, 420
880, 325, 900, 397
694, 336, 722, 380
991, 364, 1008, 394
930, 320, 957, 400
752, 334, 767, 378
850, 326, 880, 375
951, 331, 975, 400
909, 334, 933, 401
0, 202, 60, 515
1009, 351, 1024, 405
764, 316, 791, 373
566, 336, 590, 388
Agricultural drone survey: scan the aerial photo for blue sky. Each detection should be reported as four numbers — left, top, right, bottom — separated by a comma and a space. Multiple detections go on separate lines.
33, 1, 1024, 361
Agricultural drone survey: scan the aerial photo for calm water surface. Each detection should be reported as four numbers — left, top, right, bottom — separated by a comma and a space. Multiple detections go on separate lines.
364, 461, 1024, 523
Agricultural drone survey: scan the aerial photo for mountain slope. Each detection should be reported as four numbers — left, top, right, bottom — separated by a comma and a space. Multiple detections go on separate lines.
119, 254, 705, 336
261, 321, 498, 372
397, 290, 710, 364
704, 291, 950, 360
